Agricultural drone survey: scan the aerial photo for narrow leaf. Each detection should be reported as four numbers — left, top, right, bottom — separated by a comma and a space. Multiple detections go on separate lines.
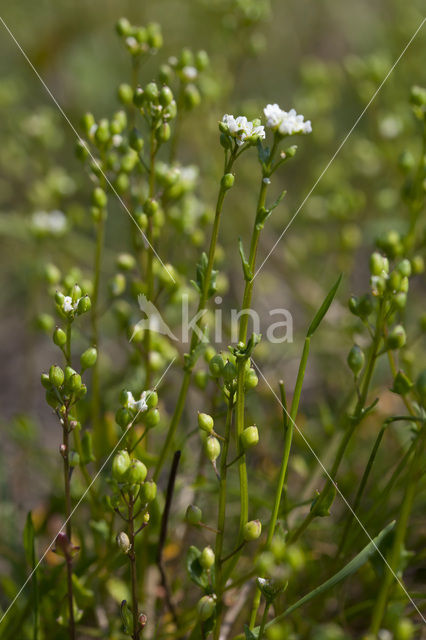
265, 521, 395, 629
306, 274, 342, 338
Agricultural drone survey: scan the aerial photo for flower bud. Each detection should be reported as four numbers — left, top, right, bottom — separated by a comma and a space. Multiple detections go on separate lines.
41, 373, 50, 389
222, 360, 237, 383
95, 119, 110, 145
144, 82, 159, 102
116, 408, 133, 430
133, 86, 145, 108
140, 480, 157, 503
394, 292, 407, 310
197, 595, 216, 621
195, 50, 209, 71
209, 354, 224, 377
116, 17, 132, 37
143, 198, 159, 217
80, 347, 97, 370
221, 173, 235, 190
49, 365, 64, 388
200, 546, 215, 570
410, 85, 426, 107
397, 259, 412, 278
411, 255, 424, 275
205, 435, 220, 462
185, 504, 202, 525
77, 295, 91, 315
146, 391, 158, 409
138, 613, 148, 630
69, 451, 80, 467
370, 252, 388, 276
198, 412, 214, 434
241, 426, 259, 449
159, 64, 172, 83
159, 86, 174, 107
395, 618, 415, 640
112, 450, 131, 482
244, 368, 258, 389
156, 122, 171, 143
386, 325, 406, 350
116, 253, 136, 271
348, 296, 358, 315
127, 459, 148, 484
243, 520, 262, 542
116, 531, 131, 553
36, 313, 54, 332
194, 370, 208, 390
81, 112, 95, 135
147, 22, 163, 49
144, 408, 160, 428
118, 82, 134, 105
92, 187, 107, 209
347, 345, 365, 374
220, 132, 232, 149
391, 370, 413, 395
68, 373, 82, 393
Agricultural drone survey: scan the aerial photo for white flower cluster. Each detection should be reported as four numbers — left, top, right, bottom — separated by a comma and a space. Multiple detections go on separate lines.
222, 114, 265, 146
124, 390, 149, 413
264, 104, 312, 135
62, 296, 75, 314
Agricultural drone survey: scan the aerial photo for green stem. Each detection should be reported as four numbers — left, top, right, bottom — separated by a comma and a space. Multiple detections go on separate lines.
63, 422, 75, 640
128, 497, 141, 640
144, 130, 157, 392
91, 211, 105, 457
153, 153, 236, 480
370, 428, 425, 634
213, 402, 233, 640
257, 602, 271, 640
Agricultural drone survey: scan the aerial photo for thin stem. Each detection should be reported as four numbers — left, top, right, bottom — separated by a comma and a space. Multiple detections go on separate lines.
257, 602, 271, 640
213, 403, 233, 640
370, 428, 425, 634
144, 129, 157, 392
153, 152, 236, 480
128, 497, 140, 640
62, 422, 75, 640
91, 208, 105, 457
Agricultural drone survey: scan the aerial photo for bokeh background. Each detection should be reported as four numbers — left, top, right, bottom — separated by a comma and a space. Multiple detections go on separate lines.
0, 1, 425, 638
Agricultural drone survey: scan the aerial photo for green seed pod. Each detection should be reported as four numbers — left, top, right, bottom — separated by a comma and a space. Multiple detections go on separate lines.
147, 22, 163, 49
159, 64, 172, 84
140, 480, 157, 503
92, 187, 107, 209
95, 119, 110, 145
197, 595, 216, 621
120, 152, 138, 173
348, 296, 358, 315
116, 253, 136, 271
245, 368, 258, 389
144, 408, 160, 428
200, 546, 215, 570
357, 294, 373, 318
195, 50, 209, 71
65, 366, 77, 382
80, 347, 97, 370
185, 504, 202, 525
109, 274, 126, 297
81, 430, 95, 464
391, 370, 413, 395
386, 325, 406, 350
377, 229, 401, 259
126, 459, 147, 484
68, 451, 80, 468
221, 173, 235, 190
394, 292, 407, 310
146, 391, 158, 410
370, 252, 388, 276
159, 86, 174, 107
114, 172, 130, 194
411, 255, 424, 275
116, 17, 132, 37
36, 313, 54, 333
41, 373, 50, 389
112, 450, 131, 482
209, 354, 224, 377
399, 276, 409, 293
143, 198, 159, 217
68, 373, 82, 393
44, 263, 61, 284
220, 132, 232, 149
45, 388, 59, 408
388, 270, 402, 292
133, 86, 145, 108
164, 100, 177, 120
115, 407, 133, 430
395, 618, 415, 640
55, 290, 65, 306
129, 127, 144, 152
183, 84, 201, 109
397, 259, 412, 278
53, 327, 67, 347
241, 425, 259, 449
77, 295, 92, 314
118, 83, 134, 105
194, 370, 208, 390
116, 531, 131, 554
243, 520, 262, 542
49, 365, 64, 388
347, 345, 365, 374
205, 435, 220, 462
156, 122, 171, 143
198, 412, 214, 434
81, 112, 95, 136
223, 360, 237, 383
144, 82, 159, 102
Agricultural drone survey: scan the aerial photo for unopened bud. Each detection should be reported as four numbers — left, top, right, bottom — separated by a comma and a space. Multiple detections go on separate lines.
116, 531, 131, 553
243, 520, 262, 541
198, 412, 214, 433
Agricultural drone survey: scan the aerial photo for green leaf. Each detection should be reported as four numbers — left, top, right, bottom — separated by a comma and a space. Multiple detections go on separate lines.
310, 483, 337, 517
244, 625, 258, 640
263, 521, 395, 630
306, 274, 342, 338
23, 512, 35, 568
120, 600, 133, 635
186, 546, 209, 589
239, 238, 253, 281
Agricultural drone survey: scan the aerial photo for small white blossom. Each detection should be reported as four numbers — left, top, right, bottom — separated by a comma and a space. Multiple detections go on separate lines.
31, 210, 67, 236
222, 114, 265, 146
182, 66, 198, 81
62, 296, 74, 313
127, 391, 149, 413
112, 134, 123, 147
263, 104, 312, 136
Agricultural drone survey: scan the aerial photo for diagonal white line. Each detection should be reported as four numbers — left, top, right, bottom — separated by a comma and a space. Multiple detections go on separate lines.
251, 358, 426, 623
0, 15, 176, 284
253, 16, 426, 282
0, 357, 176, 626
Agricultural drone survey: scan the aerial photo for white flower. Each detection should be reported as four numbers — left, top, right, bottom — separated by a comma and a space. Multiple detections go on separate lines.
62, 296, 74, 313
222, 114, 265, 146
31, 210, 67, 235
182, 66, 198, 81
263, 104, 312, 135
126, 390, 149, 413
